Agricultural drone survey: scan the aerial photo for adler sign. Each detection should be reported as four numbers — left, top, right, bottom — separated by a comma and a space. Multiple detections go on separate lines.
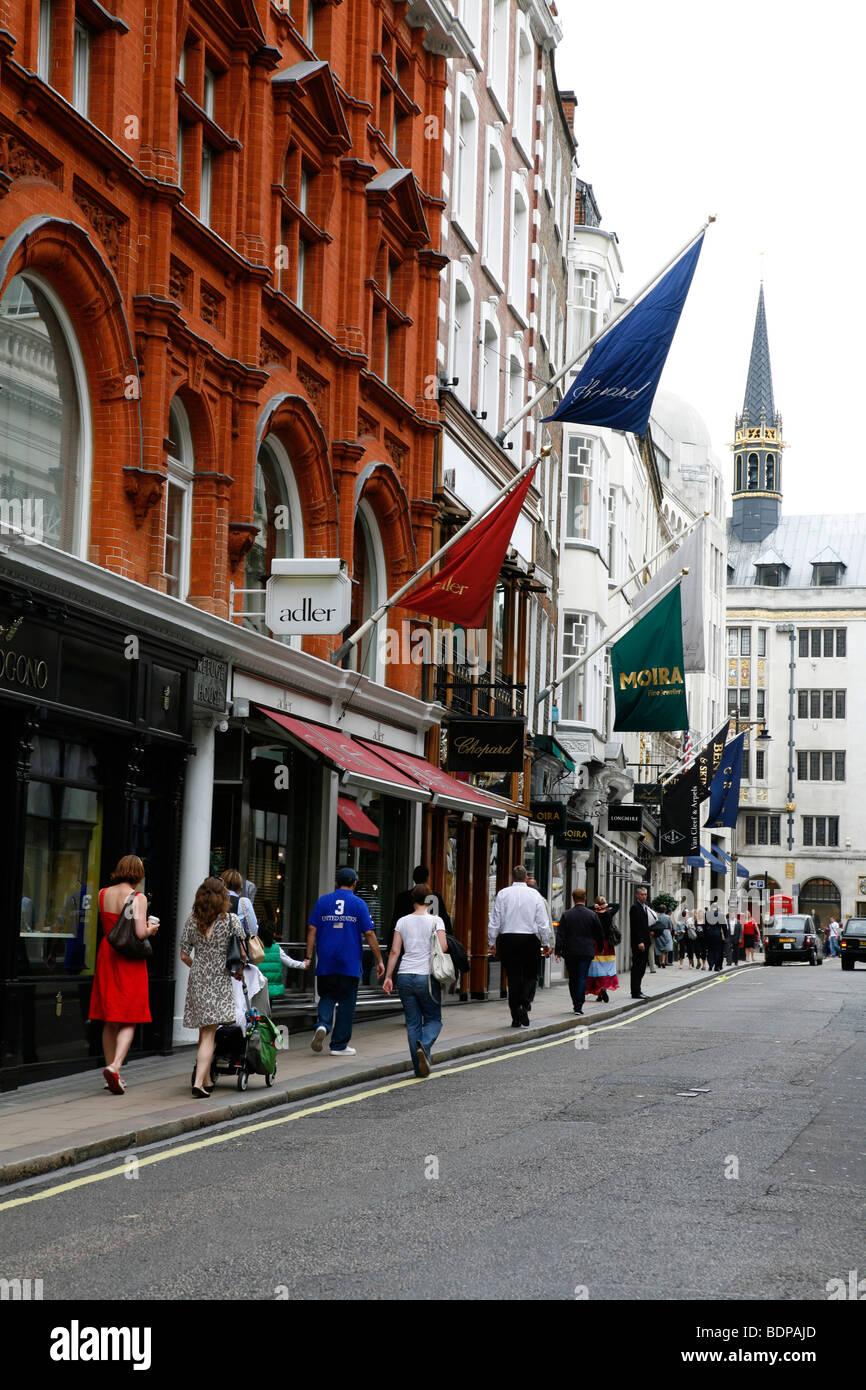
265, 560, 351, 635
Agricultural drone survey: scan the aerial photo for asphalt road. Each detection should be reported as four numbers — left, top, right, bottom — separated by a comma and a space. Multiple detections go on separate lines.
2, 960, 864, 1302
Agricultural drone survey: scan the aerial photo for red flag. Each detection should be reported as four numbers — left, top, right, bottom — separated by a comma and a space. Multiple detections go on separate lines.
404, 466, 537, 627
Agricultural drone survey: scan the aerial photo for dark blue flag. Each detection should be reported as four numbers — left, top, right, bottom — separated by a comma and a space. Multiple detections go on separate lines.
703, 732, 746, 829
544, 235, 704, 435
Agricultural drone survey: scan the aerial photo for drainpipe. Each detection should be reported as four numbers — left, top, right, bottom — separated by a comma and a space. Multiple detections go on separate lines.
776, 623, 796, 855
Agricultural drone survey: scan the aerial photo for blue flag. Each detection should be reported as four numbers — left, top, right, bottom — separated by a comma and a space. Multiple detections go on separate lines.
544, 235, 704, 435
703, 732, 746, 829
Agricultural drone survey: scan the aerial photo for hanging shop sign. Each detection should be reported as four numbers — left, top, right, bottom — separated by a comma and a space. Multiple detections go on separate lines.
608, 805, 643, 834
633, 782, 661, 806
265, 559, 351, 635
446, 718, 526, 773
555, 819, 594, 852
530, 800, 567, 833
193, 655, 229, 713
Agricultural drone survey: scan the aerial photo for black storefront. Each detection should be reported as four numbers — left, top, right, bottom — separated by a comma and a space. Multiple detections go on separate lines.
0, 580, 196, 1089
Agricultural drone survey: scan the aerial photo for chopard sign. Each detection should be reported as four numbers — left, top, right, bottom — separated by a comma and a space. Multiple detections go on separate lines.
446, 718, 526, 772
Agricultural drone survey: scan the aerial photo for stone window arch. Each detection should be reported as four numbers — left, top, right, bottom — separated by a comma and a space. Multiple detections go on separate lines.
244, 434, 304, 641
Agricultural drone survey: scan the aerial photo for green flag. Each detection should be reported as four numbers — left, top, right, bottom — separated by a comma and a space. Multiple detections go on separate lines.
611, 586, 688, 732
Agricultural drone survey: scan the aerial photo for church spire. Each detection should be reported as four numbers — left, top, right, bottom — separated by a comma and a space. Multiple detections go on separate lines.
731, 284, 785, 543
742, 284, 776, 428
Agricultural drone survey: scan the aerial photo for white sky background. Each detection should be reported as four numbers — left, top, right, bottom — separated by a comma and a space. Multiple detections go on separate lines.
555, 0, 865, 517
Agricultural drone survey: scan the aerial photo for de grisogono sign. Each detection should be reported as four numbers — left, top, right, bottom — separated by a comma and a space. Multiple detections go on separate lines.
265, 559, 351, 636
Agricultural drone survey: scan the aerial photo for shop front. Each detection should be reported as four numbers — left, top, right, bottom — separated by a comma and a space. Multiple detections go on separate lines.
0, 577, 195, 1089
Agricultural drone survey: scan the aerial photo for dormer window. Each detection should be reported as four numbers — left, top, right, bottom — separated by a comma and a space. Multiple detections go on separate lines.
812, 562, 843, 587
755, 564, 788, 587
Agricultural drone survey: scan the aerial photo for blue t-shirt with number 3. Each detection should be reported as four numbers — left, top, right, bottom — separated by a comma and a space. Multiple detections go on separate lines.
309, 890, 374, 977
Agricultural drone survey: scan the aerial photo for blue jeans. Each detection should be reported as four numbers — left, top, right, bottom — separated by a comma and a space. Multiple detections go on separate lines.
826, 936, 839, 957
396, 974, 442, 1076
565, 955, 592, 1011
316, 974, 359, 1050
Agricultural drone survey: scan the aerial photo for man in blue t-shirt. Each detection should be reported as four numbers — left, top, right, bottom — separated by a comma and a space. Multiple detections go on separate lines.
306, 867, 384, 1055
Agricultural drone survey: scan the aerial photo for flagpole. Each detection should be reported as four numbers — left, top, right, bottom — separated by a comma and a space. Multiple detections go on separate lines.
494, 218, 715, 446
659, 717, 730, 786
609, 510, 708, 607
329, 449, 548, 666
535, 568, 688, 705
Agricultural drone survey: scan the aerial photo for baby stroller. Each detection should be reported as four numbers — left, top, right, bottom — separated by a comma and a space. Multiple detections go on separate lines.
194, 975, 280, 1092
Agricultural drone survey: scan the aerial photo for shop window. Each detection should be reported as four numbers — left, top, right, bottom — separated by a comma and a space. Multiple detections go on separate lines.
0, 274, 90, 558
244, 436, 303, 640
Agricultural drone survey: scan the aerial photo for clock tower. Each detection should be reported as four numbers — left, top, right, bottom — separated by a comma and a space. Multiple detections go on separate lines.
731, 285, 785, 542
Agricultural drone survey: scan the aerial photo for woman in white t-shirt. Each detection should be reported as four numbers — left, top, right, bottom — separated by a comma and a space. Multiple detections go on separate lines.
383, 886, 449, 1078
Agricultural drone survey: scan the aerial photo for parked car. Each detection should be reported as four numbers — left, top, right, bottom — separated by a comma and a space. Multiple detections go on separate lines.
763, 914, 825, 965
839, 920, 866, 971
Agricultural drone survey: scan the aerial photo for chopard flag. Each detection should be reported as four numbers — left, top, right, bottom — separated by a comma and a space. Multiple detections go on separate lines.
544, 236, 704, 436
404, 466, 537, 628
660, 761, 701, 857
611, 586, 689, 733
704, 732, 746, 829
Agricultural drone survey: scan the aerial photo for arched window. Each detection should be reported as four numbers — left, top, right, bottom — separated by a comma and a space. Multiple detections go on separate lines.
352, 500, 386, 681
0, 272, 90, 557
765, 453, 775, 490
244, 436, 303, 638
165, 399, 193, 599
735, 454, 743, 491
747, 452, 759, 489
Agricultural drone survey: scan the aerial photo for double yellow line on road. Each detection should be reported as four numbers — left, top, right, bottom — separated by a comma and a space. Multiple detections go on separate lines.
0, 975, 731, 1213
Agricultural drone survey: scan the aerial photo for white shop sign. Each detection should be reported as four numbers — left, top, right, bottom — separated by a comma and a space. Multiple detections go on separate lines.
265, 559, 351, 635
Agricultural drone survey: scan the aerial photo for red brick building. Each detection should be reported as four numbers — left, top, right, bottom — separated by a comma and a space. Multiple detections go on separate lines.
0, 0, 452, 688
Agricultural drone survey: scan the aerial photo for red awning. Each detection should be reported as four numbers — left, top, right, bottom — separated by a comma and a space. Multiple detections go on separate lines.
357, 739, 508, 822
337, 796, 380, 851
259, 708, 429, 802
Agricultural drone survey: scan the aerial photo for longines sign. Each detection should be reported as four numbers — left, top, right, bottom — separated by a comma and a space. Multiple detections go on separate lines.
608, 805, 643, 833
265, 560, 351, 635
446, 718, 526, 773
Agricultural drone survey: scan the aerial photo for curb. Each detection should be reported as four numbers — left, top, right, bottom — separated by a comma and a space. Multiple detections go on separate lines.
0, 965, 757, 1185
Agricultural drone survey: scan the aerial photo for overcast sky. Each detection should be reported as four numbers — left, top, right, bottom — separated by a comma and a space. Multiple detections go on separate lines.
555, 0, 865, 518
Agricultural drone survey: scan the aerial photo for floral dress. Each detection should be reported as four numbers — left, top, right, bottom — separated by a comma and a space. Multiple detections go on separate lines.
181, 912, 244, 1028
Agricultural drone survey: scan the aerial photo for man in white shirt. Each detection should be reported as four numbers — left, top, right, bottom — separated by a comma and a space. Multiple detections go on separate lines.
488, 865, 553, 1028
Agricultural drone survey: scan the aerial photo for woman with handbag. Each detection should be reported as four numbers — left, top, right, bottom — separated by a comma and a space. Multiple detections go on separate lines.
382, 886, 450, 1078
180, 877, 246, 1097
586, 898, 620, 1004
88, 855, 158, 1095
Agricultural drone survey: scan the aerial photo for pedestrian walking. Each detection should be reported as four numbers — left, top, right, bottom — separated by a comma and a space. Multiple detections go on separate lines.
704, 902, 725, 972
653, 908, 674, 968
826, 915, 841, 958
723, 912, 741, 967
488, 865, 553, 1027
629, 886, 654, 999
306, 867, 384, 1056
383, 886, 450, 1076
679, 909, 696, 968
741, 914, 759, 962
555, 889, 603, 1015
587, 896, 620, 1002
179, 876, 246, 1097
88, 854, 159, 1095
694, 909, 708, 969
388, 864, 452, 953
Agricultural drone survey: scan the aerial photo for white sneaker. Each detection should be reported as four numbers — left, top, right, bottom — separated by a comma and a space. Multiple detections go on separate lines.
311, 1025, 327, 1053
330, 1046, 357, 1056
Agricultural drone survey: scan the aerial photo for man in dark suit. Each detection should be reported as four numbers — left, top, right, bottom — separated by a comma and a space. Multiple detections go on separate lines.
629, 886, 654, 999
555, 889, 603, 1015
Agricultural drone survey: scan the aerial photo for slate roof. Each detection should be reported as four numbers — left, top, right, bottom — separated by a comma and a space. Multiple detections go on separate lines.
727, 514, 866, 588
740, 285, 777, 426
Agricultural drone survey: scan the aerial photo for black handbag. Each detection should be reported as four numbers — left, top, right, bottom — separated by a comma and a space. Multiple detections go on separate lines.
226, 916, 244, 971
107, 893, 152, 960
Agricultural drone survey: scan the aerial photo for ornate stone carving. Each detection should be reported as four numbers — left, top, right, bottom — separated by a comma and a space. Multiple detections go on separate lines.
384, 431, 408, 469
357, 409, 379, 438
228, 521, 259, 571
259, 332, 287, 368
169, 258, 192, 306
297, 360, 327, 407
0, 130, 61, 186
73, 184, 122, 269
122, 467, 165, 527
200, 281, 225, 331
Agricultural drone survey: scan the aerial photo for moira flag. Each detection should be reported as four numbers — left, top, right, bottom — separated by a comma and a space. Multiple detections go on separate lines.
543, 236, 704, 435
704, 732, 746, 829
611, 585, 689, 732
404, 465, 537, 628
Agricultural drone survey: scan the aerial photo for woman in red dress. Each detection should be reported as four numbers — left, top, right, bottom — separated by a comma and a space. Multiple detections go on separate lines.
88, 855, 158, 1094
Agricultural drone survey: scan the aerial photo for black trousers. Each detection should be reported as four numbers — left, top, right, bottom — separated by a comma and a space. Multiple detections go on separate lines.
706, 931, 724, 971
630, 947, 647, 998
497, 934, 541, 1020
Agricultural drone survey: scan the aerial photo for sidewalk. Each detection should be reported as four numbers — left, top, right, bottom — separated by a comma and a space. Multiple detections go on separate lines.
0, 961, 757, 1184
